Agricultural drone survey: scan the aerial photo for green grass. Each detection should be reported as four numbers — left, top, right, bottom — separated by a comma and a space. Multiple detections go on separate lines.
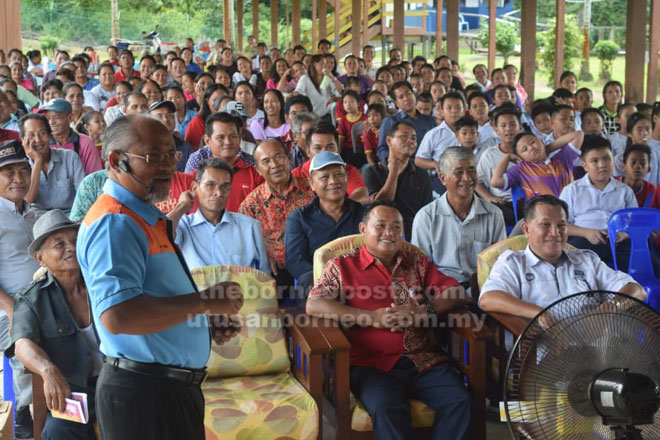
443, 47, 660, 105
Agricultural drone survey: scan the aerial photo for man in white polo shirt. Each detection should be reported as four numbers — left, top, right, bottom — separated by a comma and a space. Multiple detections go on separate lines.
479, 195, 645, 319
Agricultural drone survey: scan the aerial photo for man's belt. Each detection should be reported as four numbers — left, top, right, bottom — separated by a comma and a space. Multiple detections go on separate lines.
104, 356, 207, 386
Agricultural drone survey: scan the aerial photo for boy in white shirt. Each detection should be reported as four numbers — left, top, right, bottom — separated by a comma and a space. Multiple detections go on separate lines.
560, 135, 637, 269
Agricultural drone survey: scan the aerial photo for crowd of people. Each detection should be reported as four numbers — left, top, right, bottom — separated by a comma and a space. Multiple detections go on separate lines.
0, 33, 656, 439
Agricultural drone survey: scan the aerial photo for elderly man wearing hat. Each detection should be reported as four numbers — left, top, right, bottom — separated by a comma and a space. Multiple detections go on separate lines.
7, 209, 99, 440
0, 140, 41, 438
19, 113, 85, 215
39, 98, 102, 175
285, 151, 365, 295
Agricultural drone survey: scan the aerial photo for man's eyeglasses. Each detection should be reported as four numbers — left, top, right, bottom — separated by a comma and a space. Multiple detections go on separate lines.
123, 151, 181, 165
200, 182, 232, 194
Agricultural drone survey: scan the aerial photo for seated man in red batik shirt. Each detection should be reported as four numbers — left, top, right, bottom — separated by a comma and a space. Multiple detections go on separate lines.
239, 139, 314, 291
306, 200, 471, 440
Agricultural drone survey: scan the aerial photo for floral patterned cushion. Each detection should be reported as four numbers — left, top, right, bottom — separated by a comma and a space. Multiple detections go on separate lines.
202, 372, 318, 440
191, 266, 290, 378
350, 392, 435, 431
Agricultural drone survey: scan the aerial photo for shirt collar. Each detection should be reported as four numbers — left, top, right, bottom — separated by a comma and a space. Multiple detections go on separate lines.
102, 179, 165, 226
263, 174, 298, 199
40, 270, 58, 288
357, 243, 408, 272
438, 193, 487, 220
576, 173, 616, 192
190, 208, 232, 227
379, 157, 415, 174
49, 129, 78, 146
523, 244, 578, 268
0, 196, 29, 214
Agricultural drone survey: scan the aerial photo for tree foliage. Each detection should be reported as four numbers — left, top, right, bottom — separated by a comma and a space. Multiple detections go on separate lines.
478, 19, 519, 64
593, 40, 620, 80
21, 0, 310, 51
538, 15, 583, 84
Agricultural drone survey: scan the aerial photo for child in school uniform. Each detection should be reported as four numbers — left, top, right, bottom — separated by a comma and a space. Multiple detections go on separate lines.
491, 129, 585, 199
560, 135, 637, 269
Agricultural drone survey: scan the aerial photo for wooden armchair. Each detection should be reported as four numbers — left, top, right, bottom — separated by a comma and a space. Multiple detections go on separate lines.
312, 235, 492, 440
191, 265, 333, 440
475, 236, 575, 405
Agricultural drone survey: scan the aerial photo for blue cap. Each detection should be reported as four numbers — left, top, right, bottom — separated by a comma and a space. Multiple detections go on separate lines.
38, 98, 72, 114
309, 151, 345, 172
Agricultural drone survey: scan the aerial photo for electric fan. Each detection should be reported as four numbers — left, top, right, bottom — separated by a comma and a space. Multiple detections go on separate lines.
503, 291, 660, 440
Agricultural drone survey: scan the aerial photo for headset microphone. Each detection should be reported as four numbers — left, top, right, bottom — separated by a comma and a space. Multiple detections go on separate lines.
118, 154, 154, 192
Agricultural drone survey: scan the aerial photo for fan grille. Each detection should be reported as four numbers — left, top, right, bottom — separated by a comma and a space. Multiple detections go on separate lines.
504, 291, 660, 440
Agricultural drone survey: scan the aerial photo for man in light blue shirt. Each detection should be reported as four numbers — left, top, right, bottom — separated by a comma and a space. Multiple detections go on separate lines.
0, 140, 41, 438
77, 114, 243, 440
168, 158, 270, 272
20, 113, 84, 214
412, 148, 505, 285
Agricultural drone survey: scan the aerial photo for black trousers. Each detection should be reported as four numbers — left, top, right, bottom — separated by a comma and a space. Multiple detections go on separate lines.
95, 363, 205, 440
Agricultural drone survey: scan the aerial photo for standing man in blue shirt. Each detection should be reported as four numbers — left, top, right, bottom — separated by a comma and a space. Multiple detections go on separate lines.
77, 114, 244, 440
377, 81, 437, 161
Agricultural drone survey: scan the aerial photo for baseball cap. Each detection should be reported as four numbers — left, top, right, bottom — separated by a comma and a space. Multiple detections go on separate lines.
38, 98, 72, 114
309, 151, 345, 173
0, 140, 30, 169
225, 101, 248, 118
149, 100, 177, 113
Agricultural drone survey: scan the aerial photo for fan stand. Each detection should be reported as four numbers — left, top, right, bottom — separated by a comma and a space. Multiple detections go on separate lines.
611, 426, 643, 440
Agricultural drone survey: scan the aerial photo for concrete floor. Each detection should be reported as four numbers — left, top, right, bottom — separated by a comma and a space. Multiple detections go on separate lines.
320, 397, 513, 440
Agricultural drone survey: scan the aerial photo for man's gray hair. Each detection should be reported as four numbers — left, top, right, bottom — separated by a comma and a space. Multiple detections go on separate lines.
437, 147, 476, 176
104, 114, 161, 154
291, 112, 320, 135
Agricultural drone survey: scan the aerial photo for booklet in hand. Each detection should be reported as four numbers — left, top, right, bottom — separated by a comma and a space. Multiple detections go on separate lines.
51, 392, 89, 424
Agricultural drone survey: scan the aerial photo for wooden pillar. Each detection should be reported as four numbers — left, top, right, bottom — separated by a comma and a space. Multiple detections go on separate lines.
292, 0, 301, 45
0, 0, 22, 51
446, 0, 459, 61
320, 0, 327, 39
253, 0, 259, 41
393, 0, 405, 54
352, 0, 362, 56
312, 0, 318, 52
554, 0, 565, 88
647, 0, 660, 103
271, 0, 278, 47
237, 0, 244, 52
625, 0, 647, 103
223, 0, 232, 44
520, 0, 537, 103
335, 2, 340, 49
435, 0, 444, 56
363, 0, 370, 48
488, 0, 496, 72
